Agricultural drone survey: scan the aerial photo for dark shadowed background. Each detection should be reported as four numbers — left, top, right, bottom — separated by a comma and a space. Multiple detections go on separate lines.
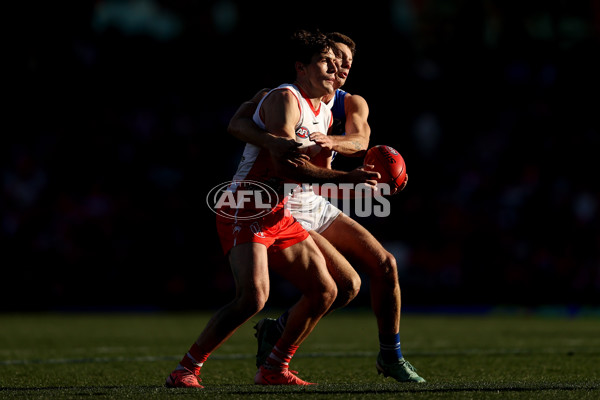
5, 0, 600, 311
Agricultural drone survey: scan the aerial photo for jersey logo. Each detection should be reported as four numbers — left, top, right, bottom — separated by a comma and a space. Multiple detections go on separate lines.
250, 222, 266, 238
296, 126, 309, 139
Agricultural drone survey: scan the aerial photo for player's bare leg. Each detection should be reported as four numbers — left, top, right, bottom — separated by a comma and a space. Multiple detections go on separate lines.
167, 242, 270, 388
270, 236, 337, 344
255, 235, 337, 385
321, 213, 425, 382
321, 214, 400, 334
195, 242, 271, 349
254, 232, 361, 368
310, 231, 361, 312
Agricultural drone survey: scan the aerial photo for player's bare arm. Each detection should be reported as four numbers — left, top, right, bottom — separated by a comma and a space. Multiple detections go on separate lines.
228, 88, 309, 167
262, 90, 379, 188
309, 93, 370, 157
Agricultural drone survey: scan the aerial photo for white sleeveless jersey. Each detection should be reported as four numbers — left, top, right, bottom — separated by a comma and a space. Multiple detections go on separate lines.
231, 84, 332, 184
323, 94, 335, 111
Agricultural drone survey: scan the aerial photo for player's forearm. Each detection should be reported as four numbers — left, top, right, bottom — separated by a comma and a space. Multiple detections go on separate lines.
331, 133, 369, 157
279, 161, 350, 184
227, 104, 279, 149
334, 94, 371, 157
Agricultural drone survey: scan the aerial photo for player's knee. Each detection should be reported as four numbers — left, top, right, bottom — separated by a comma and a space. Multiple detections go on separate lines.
310, 278, 337, 313
337, 274, 361, 306
322, 278, 338, 308
375, 251, 399, 282
349, 274, 362, 300
236, 288, 268, 317
239, 298, 265, 318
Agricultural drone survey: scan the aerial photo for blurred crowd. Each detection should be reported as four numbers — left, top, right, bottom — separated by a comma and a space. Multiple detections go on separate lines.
4, 0, 599, 311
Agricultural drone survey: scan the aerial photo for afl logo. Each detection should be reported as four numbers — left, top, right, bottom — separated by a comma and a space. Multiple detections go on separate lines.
296, 126, 309, 139
206, 180, 279, 220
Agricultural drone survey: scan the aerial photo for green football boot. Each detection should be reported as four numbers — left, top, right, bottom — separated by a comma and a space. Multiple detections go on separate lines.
253, 318, 280, 368
376, 352, 426, 383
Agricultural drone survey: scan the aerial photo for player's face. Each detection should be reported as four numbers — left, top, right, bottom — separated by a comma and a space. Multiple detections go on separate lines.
303, 48, 338, 96
333, 43, 353, 89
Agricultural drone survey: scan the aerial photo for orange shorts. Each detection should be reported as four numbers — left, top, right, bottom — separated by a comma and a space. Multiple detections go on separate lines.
216, 208, 309, 254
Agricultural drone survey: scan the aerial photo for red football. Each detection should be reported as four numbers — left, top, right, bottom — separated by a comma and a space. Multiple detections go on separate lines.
364, 145, 407, 195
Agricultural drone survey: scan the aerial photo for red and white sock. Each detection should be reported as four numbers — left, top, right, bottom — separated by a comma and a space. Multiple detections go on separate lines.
264, 339, 298, 371
176, 342, 209, 375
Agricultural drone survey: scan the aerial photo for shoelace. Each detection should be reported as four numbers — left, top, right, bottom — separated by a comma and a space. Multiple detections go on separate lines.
262, 367, 308, 384
177, 372, 202, 384
401, 360, 418, 373
281, 369, 307, 384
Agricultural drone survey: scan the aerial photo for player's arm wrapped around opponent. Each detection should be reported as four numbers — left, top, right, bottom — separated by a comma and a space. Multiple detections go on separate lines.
262, 90, 379, 189
228, 88, 309, 168
310, 94, 370, 157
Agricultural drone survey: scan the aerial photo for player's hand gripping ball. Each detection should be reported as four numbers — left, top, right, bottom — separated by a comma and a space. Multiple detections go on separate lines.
364, 145, 408, 195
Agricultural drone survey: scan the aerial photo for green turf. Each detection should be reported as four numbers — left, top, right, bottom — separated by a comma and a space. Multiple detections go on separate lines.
1, 309, 599, 399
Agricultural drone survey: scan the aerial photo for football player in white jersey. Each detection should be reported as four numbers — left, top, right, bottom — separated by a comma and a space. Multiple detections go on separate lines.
227, 32, 425, 383
166, 29, 379, 389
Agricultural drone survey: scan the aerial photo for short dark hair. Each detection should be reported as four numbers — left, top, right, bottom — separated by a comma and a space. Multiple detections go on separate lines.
289, 29, 335, 66
326, 32, 356, 57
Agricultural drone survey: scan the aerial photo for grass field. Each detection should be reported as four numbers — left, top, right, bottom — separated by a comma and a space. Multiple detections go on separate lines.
1, 309, 599, 399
